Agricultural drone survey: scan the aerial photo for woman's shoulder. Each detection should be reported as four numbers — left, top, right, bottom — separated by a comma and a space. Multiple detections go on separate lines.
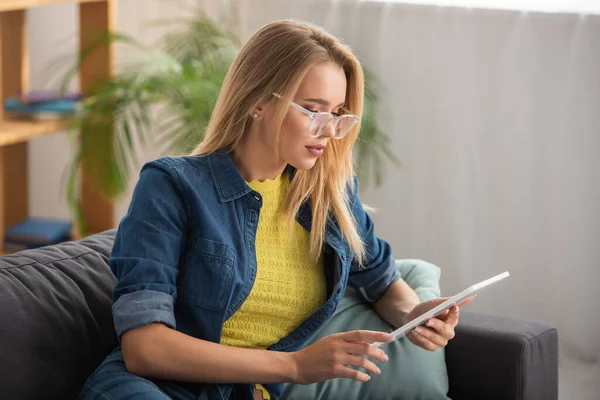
137, 155, 215, 197
144, 154, 211, 175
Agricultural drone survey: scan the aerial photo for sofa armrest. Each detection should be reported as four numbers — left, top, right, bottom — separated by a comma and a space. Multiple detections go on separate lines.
445, 312, 558, 400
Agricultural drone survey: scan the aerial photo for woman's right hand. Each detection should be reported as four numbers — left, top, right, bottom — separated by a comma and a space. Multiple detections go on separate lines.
289, 330, 395, 384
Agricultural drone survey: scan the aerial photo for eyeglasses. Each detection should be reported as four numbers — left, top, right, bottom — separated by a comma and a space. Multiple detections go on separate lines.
273, 93, 359, 139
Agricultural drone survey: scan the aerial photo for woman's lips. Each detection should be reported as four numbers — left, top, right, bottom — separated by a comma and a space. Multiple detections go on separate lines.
306, 144, 326, 157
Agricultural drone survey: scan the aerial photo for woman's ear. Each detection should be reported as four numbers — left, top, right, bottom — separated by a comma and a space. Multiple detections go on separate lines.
249, 106, 264, 121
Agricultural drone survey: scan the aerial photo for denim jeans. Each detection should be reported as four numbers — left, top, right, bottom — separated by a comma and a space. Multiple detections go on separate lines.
78, 348, 198, 400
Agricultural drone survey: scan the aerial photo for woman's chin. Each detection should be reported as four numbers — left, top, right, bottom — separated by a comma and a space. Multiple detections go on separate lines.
290, 158, 318, 171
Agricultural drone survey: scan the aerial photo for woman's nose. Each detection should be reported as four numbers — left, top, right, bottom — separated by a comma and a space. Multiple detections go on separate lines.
319, 120, 336, 138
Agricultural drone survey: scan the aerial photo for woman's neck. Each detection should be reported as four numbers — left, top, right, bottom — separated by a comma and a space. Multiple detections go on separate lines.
231, 134, 286, 182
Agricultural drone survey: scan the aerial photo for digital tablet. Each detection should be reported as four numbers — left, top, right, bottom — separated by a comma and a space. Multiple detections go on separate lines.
371, 271, 510, 348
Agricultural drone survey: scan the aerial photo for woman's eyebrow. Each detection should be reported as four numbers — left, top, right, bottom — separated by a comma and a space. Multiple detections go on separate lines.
303, 98, 345, 108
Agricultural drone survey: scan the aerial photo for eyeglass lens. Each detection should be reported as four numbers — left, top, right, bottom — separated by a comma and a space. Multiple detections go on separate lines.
309, 114, 356, 138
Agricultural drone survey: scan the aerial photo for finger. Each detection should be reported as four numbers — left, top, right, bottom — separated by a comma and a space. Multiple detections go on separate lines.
425, 318, 455, 340
343, 354, 382, 376
413, 326, 449, 347
409, 328, 445, 350
408, 330, 438, 351
406, 329, 440, 350
441, 305, 460, 326
341, 330, 394, 344
409, 330, 441, 351
344, 341, 389, 362
406, 330, 423, 348
457, 295, 476, 307
334, 365, 372, 382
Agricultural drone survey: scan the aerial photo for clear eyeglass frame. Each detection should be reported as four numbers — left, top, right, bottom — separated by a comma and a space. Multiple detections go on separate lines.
272, 93, 359, 139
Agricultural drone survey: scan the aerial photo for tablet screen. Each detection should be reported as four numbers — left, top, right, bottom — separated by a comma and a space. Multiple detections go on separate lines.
371, 271, 510, 347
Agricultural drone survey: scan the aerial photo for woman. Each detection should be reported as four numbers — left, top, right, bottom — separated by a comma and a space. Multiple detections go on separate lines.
79, 20, 462, 400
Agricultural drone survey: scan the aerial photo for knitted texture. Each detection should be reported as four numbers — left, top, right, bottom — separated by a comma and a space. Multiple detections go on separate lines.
221, 173, 326, 350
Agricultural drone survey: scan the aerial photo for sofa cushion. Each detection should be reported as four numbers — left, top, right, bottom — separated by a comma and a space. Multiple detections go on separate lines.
0, 230, 118, 400
0, 230, 450, 400
282, 259, 450, 400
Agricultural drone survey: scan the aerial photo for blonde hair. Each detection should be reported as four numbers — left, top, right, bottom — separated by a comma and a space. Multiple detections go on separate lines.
192, 20, 366, 263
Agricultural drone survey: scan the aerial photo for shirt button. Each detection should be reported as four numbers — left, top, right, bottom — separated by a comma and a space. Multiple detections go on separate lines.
292, 334, 300, 340
341, 254, 346, 261
300, 214, 307, 222
316, 313, 325, 321
336, 287, 342, 295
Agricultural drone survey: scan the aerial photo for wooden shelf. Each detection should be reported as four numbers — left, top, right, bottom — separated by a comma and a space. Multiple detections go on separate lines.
0, 0, 116, 251
0, 0, 106, 12
0, 117, 71, 147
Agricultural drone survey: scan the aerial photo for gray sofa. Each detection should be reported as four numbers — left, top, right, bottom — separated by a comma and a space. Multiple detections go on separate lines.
0, 230, 559, 399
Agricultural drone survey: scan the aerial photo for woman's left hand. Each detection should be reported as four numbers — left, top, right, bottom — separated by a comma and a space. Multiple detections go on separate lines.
403, 297, 473, 351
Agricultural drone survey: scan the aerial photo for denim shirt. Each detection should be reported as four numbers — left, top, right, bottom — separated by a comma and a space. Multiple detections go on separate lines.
110, 152, 400, 400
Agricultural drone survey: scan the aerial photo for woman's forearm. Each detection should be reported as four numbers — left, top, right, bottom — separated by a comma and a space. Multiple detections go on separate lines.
373, 279, 420, 328
121, 323, 297, 384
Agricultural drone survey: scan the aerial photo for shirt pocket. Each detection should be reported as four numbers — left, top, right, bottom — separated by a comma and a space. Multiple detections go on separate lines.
179, 235, 236, 312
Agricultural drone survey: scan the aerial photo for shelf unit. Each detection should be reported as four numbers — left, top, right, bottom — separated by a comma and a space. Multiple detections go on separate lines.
0, 0, 108, 12
0, 0, 116, 253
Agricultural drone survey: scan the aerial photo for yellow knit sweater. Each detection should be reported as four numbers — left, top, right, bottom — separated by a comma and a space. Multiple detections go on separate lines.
220, 173, 327, 398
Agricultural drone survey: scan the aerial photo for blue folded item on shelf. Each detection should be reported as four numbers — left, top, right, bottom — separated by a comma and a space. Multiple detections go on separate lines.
4, 96, 79, 116
18, 90, 84, 105
5, 217, 73, 246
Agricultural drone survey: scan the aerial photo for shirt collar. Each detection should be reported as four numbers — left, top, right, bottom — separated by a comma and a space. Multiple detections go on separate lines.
208, 151, 252, 202
207, 151, 298, 203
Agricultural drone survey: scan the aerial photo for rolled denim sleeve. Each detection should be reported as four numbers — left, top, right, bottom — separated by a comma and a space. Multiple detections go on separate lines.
110, 159, 189, 339
347, 177, 401, 303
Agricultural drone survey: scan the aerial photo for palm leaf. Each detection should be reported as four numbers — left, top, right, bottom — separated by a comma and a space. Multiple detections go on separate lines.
57, 31, 148, 95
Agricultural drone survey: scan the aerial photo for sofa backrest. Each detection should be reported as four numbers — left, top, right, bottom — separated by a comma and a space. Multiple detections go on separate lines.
0, 230, 118, 400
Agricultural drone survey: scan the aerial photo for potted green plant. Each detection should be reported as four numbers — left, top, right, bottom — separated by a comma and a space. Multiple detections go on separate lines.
53, 8, 399, 234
